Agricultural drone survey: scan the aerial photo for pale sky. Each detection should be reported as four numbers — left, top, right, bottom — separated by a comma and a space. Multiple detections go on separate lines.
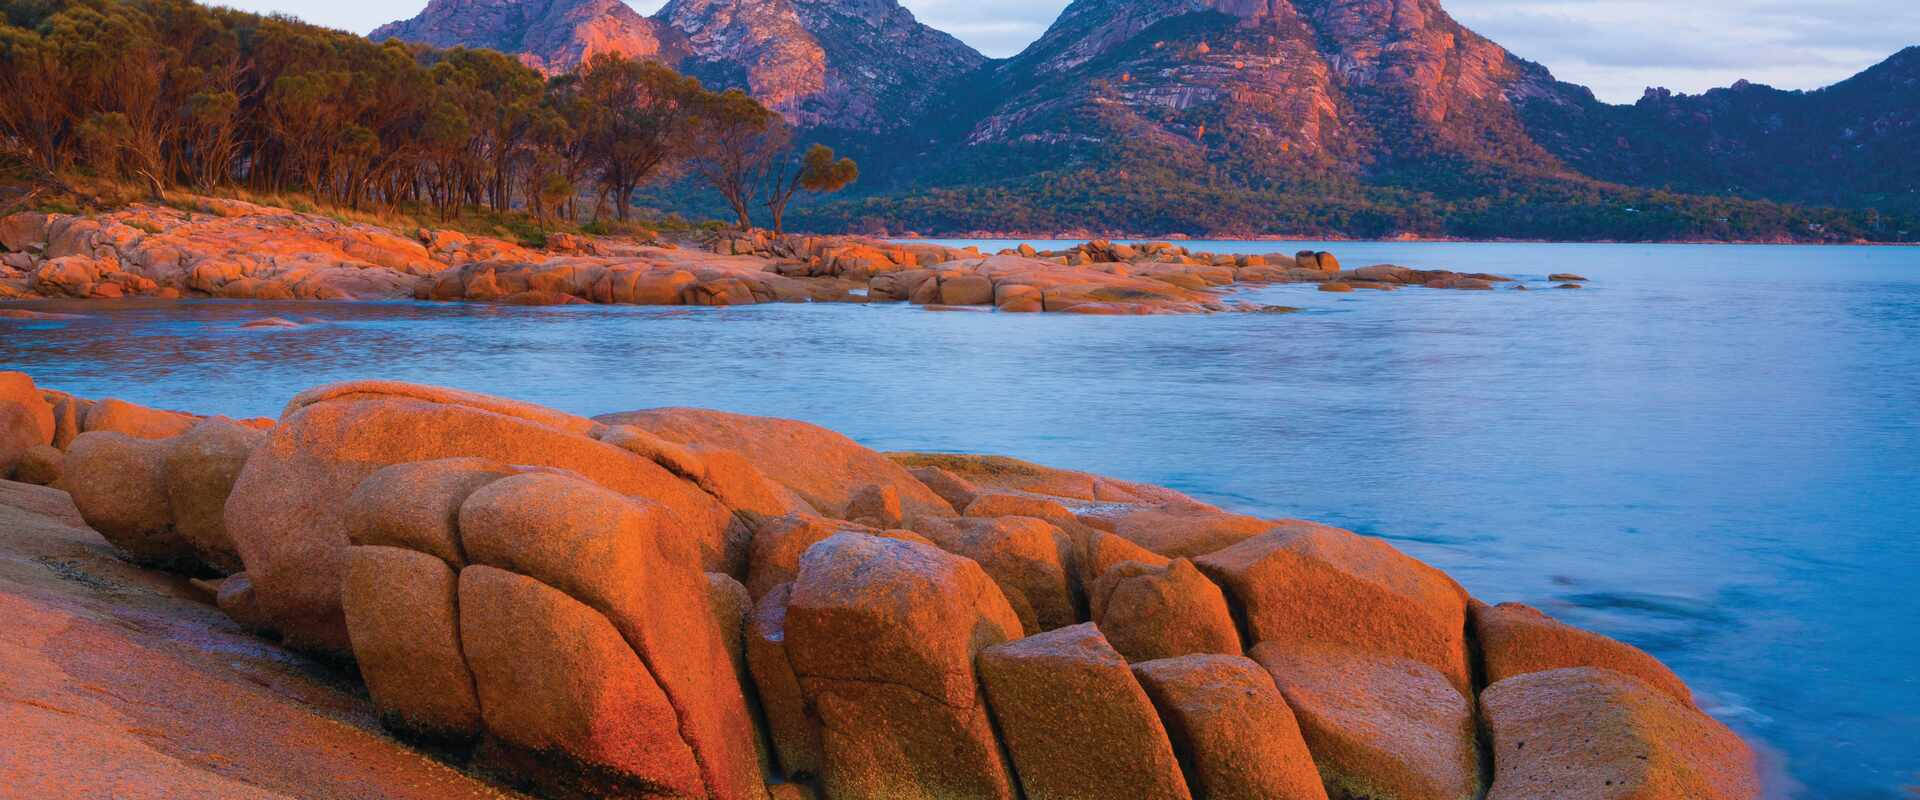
220, 0, 1917, 103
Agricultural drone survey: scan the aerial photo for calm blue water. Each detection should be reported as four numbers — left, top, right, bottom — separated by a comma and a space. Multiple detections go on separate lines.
3, 240, 1917, 797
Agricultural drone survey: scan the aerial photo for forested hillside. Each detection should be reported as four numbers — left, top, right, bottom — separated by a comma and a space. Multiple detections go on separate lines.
0, 0, 856, 234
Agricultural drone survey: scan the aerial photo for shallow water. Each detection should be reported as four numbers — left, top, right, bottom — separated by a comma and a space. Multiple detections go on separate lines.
4, 240, 1918, 796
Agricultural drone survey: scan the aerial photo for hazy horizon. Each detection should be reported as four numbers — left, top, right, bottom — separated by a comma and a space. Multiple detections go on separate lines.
212, 0, 1917, 104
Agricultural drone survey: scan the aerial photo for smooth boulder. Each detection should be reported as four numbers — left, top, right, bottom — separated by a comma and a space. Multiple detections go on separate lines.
160, 418, 265, 574
458, 565, 707, 798
595, 407, 955, 522
1132, 654, 1329, 800
1474, 601, 1694, 707
784, 533, 1023, 800
222, 381, 733, 654
457, 472, 766, 800
1481, 667, 1760, 800
1197, 521, 1472, 692
1, 372, 53, 475
340, 545, 482, 742
977, 623, 1192, 800
60, 432, 194, 570
912, 514, 1080, 634
1089, 558, 1240, 662
1252, 642, 1481, 800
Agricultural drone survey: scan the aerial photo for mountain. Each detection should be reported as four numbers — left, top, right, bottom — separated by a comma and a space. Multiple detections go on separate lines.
373, 0, 1919, 240
1516, 46, 1920, 216
925, 0, 1566, 177
375, 0, 984, 133
370, 0, 686, 74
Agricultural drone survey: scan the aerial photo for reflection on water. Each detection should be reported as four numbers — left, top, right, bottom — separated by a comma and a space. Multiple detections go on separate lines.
4, 240, 1919, 797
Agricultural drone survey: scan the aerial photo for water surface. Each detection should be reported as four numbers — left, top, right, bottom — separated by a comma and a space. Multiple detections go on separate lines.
4, 240, 1917, 797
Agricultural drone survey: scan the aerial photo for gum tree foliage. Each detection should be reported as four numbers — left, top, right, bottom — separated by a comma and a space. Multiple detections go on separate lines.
0, 0, 813, 226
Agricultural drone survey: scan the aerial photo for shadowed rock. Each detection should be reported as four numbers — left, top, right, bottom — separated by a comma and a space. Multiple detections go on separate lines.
60, 432, 190, 570
747, 583, 823, 780
159, 418, 264, 574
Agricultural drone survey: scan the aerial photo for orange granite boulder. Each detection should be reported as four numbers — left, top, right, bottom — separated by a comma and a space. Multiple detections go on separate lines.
59, 432, 190, 570
1078, 528, 1173, 584
1253, 642, 1481, 800
1481, 667, 1760, 800
223, 381, 734, 654
747, 583, 824, 780
456, 472, 766, 800
1090, 505, 1277, 558
1198, 521, 1473, 692
1474, 601, 1694, 706
978, 623, 1191, 800
784, 533, 1023, 800
597, 407, 955, 522
340, 545, 481, 742
912, 514, 1081, 633
744, 512, 934, 601
343, 457, 516, 564
1090, 558, 1240, 662
458, 564, 708, 798
158, 418, 264, 574
1132, 654, 1329, 800
10, 443, 62, 485
81, 397, 199, 440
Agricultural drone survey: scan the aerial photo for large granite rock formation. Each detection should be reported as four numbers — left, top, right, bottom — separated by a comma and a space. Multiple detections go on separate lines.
2, 376, 1767, 800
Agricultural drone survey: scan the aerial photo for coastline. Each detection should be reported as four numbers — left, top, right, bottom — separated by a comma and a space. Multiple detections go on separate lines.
891, 231, 1919, 246
0, 198, 1564, 314
0, 374, 1769, 799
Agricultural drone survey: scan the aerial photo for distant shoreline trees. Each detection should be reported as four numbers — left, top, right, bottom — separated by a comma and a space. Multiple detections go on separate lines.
0, 0, 853, 230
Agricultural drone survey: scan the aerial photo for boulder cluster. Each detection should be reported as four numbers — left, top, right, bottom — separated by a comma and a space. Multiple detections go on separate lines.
3, 200, 1553, 314
1, 371, 1756, 799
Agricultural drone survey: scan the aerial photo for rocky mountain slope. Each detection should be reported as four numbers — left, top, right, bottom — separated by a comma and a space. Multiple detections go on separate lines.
370, 0, 687, 73
1517, 46, 1920, 216
373, 0, 1917, 238
944, 0, 1563, 171
376, 0, 983, 133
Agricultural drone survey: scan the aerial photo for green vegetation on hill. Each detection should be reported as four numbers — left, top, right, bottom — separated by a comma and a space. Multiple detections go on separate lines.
782, 159, 1915, 242
0, 0, 849, 230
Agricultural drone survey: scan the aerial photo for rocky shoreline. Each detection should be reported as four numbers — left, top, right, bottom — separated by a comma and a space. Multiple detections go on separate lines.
1, 371, 1757, 799
0, 198, 1556, 316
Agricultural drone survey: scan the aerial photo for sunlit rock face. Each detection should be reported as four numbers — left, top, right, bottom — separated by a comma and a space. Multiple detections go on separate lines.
371, 0, 688, 74
950, 0, 1569, 175
376, 0, 985, 134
